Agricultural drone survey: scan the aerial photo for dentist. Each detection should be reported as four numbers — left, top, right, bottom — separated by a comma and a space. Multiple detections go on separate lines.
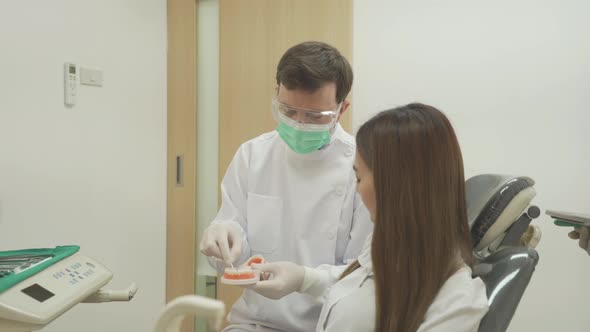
199, 41, 373, 332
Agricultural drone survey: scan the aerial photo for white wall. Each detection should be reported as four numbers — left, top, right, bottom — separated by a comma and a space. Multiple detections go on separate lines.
0, 1, 167, 331
354, 0, 590, 331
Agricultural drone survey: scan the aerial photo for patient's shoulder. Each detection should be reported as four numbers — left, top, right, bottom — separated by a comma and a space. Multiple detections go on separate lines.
436, 266, 488, 308
419, 266, 489, 331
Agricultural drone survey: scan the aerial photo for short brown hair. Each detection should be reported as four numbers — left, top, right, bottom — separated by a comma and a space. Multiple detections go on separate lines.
276, 41, 353, 103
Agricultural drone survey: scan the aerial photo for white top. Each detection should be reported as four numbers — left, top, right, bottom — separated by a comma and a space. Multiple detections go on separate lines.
209, 124, 373, 332
316, 236, 489, 332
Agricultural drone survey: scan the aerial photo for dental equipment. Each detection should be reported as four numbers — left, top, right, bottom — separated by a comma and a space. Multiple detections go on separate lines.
546, 209, 590, 227
0, 245, 136, 332
153, 295, 225, 332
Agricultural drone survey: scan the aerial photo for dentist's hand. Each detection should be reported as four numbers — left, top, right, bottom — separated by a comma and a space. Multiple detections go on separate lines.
199, 223, 243, 265
246, 262, 305, 300
568, 226, 590, 256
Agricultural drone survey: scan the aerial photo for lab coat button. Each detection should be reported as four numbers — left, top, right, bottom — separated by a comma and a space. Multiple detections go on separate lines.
344, 149, 353, 157
335, 189, 343, 196
328, 232, 335, 240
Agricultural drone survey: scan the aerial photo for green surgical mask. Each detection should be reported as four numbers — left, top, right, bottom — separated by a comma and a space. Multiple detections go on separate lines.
276, 121, 332, 154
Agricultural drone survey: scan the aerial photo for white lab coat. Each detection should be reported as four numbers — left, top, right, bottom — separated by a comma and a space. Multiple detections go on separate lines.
316, 236, 489, 332
209, 124, 373, 332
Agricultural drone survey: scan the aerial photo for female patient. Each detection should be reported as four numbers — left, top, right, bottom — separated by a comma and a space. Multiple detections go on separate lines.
247, 103, 489, 331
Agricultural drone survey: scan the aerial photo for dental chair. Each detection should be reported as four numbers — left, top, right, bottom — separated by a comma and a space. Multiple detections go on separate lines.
467, 174, 541, 332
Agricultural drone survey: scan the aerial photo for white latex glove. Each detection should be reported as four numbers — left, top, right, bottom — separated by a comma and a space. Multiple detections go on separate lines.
199, 223, 243, 265
568, 226, 590, 256
245, 262, 305, 300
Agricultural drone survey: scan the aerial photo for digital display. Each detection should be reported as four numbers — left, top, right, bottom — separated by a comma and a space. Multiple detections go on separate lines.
21, 283, 55, 303
69, 65, 76, 74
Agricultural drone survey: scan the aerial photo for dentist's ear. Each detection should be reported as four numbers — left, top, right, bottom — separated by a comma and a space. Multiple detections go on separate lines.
337, 100, 351, 122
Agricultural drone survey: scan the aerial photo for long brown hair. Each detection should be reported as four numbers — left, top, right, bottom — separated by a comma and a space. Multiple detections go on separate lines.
344, 103, 472, 332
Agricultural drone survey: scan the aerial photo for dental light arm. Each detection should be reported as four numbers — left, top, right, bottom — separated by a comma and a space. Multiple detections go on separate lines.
154, 295, 225, 332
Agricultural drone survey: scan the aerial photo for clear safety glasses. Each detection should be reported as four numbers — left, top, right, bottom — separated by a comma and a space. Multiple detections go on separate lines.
271, 96, 342, 127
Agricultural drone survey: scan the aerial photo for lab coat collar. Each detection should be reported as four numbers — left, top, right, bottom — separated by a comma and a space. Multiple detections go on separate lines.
358, 233, 373, 276
321, 123, 345, 148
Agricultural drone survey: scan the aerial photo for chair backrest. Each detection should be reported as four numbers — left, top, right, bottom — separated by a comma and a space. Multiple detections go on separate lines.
466, 174, 536, 253
466, 174, 541, 332
473, 247, 539, 332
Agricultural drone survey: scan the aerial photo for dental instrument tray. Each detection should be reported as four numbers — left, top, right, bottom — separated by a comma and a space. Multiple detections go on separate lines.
0, 246, 80, 294
546, 209, 590, 227
0, 245, 120, 331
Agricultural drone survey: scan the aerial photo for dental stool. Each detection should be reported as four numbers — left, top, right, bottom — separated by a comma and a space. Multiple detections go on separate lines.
466, 174, 541, 332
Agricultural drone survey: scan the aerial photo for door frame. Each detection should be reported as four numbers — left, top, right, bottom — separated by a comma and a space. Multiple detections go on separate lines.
166, 0, 198, 332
